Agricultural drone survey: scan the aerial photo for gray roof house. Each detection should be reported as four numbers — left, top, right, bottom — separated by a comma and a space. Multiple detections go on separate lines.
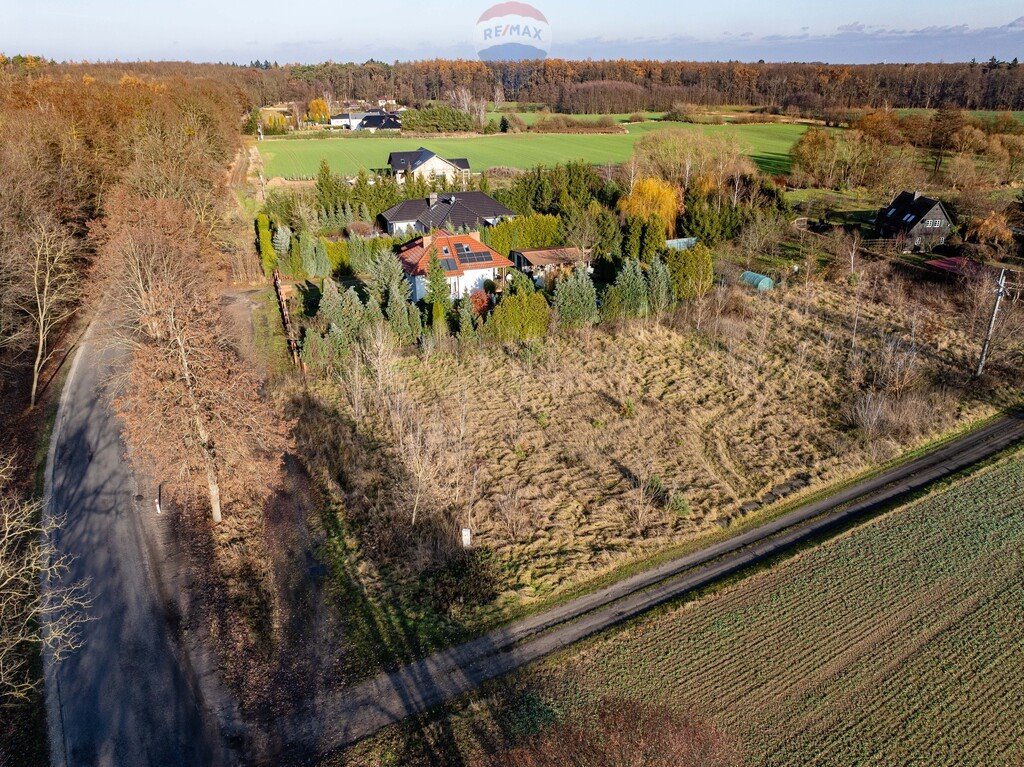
876, 191, 952, 252
387, 148, 470, 183
378, 192, 516, 235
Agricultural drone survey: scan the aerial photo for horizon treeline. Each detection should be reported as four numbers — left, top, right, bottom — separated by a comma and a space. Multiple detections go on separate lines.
2, 54, 1022, 112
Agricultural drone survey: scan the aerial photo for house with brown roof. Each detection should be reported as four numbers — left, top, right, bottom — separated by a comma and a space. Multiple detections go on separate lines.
511, 246, 591, 287
395, 230, 513, 301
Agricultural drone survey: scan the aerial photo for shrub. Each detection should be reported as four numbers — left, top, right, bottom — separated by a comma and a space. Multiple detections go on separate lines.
664, 243, 714, 300
488, 290, 550, 343
681, 193, 744, 245
402, 104, 474, 133
500, 113, 527, 133
482, 214, 561, 257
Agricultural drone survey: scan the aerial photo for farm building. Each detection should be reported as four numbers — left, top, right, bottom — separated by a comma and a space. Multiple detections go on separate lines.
387, 147, 471, 185
511, 246, 591, 287
395, 230, 512, 301
875, 191, 952, 252
378, 191, 516, 235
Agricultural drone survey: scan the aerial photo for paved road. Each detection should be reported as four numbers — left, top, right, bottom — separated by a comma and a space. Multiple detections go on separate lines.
270, 410, 1024, 763
44, 339, 228, 767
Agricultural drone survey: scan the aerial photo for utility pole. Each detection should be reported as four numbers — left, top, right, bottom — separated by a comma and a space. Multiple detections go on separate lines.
975, 268, 1007, 378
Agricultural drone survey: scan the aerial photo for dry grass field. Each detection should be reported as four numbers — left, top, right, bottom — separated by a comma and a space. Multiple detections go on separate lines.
289, 259, 1023, 681
338, 447, 1024, 767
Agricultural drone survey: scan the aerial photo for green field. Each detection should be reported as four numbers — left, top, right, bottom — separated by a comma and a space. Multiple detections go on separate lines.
257, 121, 808, 179
347, 449, 1024, 766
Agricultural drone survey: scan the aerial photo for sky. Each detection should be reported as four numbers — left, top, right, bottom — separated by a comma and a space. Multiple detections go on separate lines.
2, 0, 1023, 64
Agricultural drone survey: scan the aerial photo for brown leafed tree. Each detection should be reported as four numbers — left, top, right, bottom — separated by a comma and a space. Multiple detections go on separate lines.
477, 697, 741, 767
94, 191, 289, 523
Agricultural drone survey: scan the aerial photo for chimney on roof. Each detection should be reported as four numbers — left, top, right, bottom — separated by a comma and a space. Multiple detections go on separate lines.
428, 192, 438, 206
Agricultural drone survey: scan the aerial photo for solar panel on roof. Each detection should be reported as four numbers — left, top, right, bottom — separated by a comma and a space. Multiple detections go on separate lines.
439, 258, 457, 271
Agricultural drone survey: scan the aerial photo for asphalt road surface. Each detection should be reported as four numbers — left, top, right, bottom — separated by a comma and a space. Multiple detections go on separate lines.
271, 410, 1024, 762
44, 339, 228, 767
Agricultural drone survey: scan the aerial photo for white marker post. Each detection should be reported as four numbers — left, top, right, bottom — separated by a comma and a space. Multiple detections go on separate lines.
461, 527, 472, 549
155, 484, 162, 515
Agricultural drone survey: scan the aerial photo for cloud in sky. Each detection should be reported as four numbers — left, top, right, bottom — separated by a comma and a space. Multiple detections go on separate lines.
2, 2, 1022, 64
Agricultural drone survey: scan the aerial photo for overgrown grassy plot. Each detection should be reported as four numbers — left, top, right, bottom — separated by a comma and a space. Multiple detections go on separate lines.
340, 450, 1024, 767
296, 259, 1019, 692
256, 121, 809, 178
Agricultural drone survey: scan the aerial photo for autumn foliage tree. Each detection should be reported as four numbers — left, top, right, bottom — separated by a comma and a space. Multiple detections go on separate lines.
94, 192, 289, 523
619, 177, 679, 237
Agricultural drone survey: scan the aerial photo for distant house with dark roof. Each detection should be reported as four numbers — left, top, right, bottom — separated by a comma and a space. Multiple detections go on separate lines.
378, 192, 516, 235
876, 191, 952, 252
358, 113, 401, 132
511, 247, 591, 287
329, 109, 401, 131
387, 147, 470, 184
395, 230, 512, 301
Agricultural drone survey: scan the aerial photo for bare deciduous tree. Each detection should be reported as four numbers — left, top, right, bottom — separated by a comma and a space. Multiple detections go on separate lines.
0, 457, 88, 702
12, 216, 81, 408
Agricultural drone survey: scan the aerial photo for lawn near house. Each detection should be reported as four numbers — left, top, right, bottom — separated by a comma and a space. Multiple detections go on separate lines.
256, 121, 809, 179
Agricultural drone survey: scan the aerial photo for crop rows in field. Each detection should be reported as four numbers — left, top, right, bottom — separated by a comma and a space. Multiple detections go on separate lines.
530, 453, 1024, 765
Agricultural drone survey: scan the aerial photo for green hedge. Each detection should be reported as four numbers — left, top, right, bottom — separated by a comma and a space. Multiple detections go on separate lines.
256, 214, 277, 278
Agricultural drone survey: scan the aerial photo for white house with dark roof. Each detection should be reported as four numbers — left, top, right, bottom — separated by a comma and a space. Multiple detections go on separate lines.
378, 191, 516, 235
387, 147, 470, 184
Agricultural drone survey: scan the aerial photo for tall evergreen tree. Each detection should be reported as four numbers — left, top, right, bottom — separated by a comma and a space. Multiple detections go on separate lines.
424, 252, 452, 334
614, 259, 649, 318
272, 224, 292, 257
646, 256, 673, 316
458, 293, 477, 340
554, 266, 598, 329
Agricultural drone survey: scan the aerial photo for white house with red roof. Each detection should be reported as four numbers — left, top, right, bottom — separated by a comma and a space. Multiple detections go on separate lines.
395, 230, 512, 301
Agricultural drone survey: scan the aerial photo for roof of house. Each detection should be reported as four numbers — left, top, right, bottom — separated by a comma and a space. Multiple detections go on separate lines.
924, 256, 986, 278
879, 191, 948, 231
395, 230, 512, 278
359, 114, 401, 130
387, 147, 470, 174
380, 192, 515, 231
512, 246, 589, 267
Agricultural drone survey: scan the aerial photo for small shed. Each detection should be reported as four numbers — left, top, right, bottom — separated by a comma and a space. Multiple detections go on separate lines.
740, 271, 775, 292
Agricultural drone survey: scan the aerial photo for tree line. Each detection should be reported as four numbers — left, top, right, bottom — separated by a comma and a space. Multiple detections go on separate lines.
283, 59, 1024, 111
0, 56, 287, 714
9, 57, 1021, 115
